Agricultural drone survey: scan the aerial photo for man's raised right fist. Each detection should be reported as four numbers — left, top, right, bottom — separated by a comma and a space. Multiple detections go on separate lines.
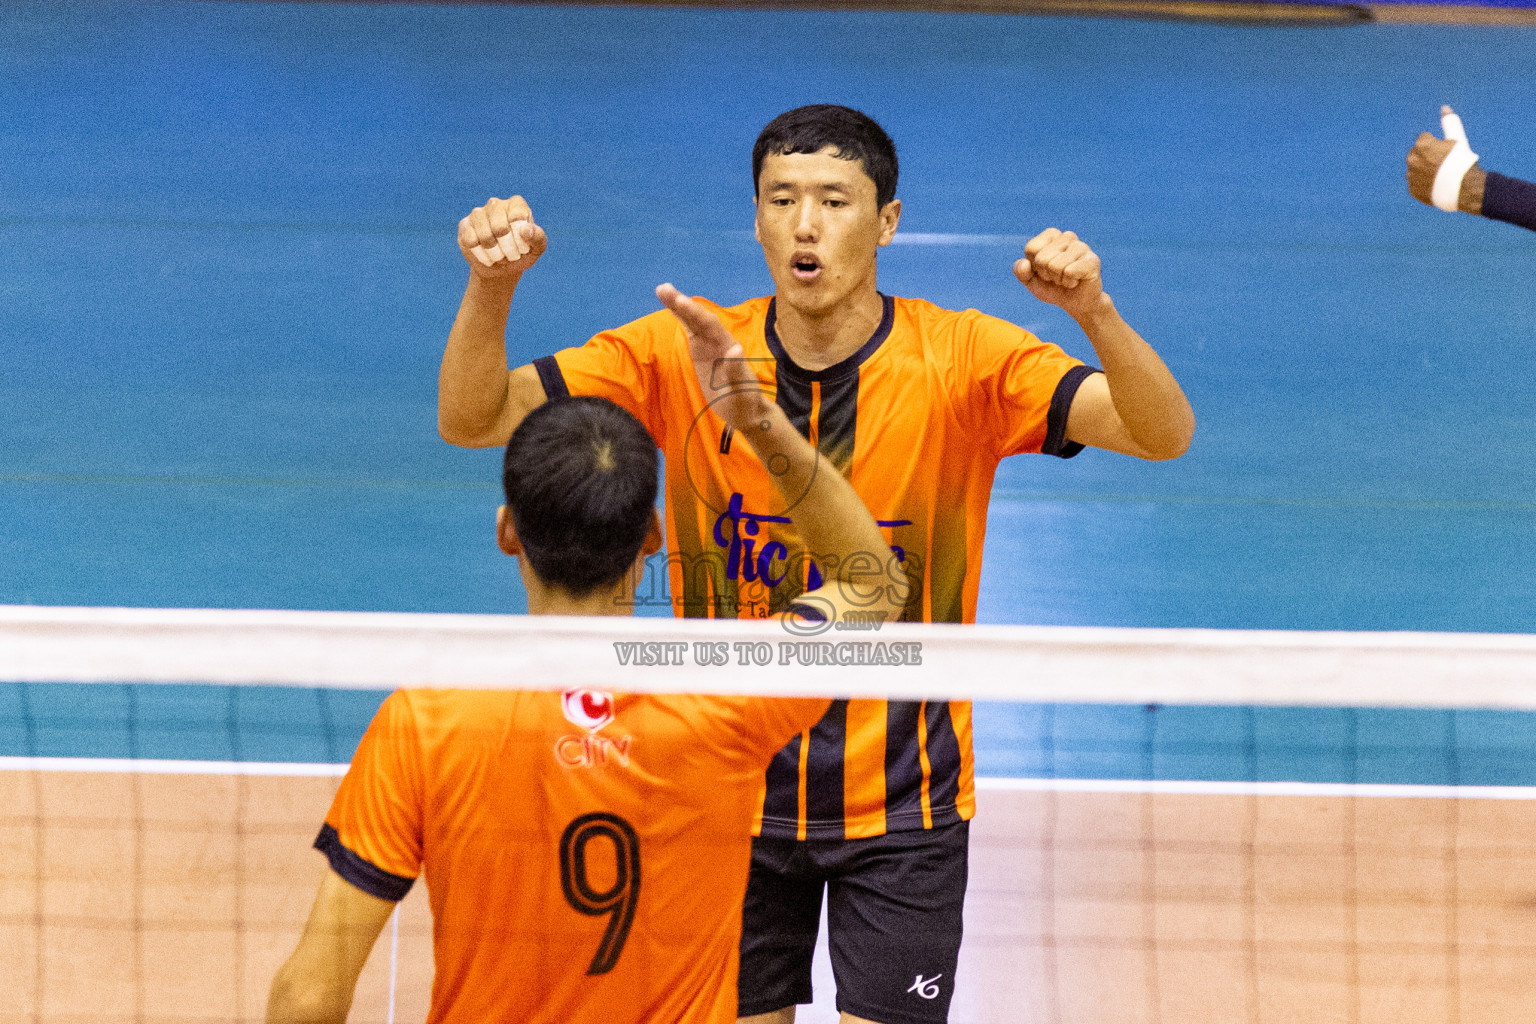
458, 196, 548, 278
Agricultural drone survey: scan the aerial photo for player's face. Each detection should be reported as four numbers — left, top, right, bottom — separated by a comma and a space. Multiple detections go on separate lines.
754, 148, 899, 318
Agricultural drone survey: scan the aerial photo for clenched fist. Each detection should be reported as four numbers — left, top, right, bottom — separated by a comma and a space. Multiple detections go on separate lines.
1013, 229, 1108, 320
458, 195, 548, 279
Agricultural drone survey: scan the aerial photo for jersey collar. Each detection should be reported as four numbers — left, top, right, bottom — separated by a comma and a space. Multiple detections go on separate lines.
764, 293, 895, 385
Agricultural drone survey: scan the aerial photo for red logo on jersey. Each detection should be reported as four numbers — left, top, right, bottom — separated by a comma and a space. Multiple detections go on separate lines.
562, 690, 615, 733
555, 733, 633, 768
556, 690, 632, 769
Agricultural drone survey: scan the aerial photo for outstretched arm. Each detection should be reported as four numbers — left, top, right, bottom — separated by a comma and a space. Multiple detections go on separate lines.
1014, 229, 1195, 460
266, 871, 396, 1024
657, 284, 908, 625
438, 195, 552, 448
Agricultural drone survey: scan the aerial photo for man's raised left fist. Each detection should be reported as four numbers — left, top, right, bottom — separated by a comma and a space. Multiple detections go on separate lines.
1014, 228, 1108, 318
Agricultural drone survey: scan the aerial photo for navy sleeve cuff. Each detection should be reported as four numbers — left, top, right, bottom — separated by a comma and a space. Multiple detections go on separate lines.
533, 355, 570, 400
786, 601, 828, 623
314, 824, 415, 902
1042, 365, 1102, 458
1483, 171, 1536, 234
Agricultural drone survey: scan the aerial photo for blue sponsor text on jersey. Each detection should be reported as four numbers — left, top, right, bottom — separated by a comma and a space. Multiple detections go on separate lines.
712, 492, 911, 589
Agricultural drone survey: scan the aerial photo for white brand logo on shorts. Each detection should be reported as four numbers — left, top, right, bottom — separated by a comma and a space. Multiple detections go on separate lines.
907, 974, 942, 1000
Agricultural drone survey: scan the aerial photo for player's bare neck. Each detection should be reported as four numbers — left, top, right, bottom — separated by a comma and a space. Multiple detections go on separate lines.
774, 283, 884, 373
526, 579, 634, 617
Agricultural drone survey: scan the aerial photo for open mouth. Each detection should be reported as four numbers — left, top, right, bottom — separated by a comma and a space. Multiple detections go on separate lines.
791, 254, 822, 282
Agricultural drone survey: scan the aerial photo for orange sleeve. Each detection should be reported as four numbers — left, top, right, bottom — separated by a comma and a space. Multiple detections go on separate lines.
963, 310, 1098, 459
733, 698, 834, 763
317, 690, 425, 901
540, 309, 678, 443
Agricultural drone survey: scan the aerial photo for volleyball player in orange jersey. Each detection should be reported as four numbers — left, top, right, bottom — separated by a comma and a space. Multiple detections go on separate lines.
265, 286, 908, 1024
438, 106, 1194, 1024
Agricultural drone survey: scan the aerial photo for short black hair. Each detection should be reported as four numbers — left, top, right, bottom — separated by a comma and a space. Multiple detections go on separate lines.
753, 104, 898, 210
502, 397, 659, 598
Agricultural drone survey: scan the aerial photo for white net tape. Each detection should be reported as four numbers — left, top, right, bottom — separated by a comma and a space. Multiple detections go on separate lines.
4, 604, 1536, 708
9, 604, 1536, 1024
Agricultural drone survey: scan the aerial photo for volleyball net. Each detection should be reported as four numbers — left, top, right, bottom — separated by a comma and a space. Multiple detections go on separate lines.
6, 604, 1536, 1023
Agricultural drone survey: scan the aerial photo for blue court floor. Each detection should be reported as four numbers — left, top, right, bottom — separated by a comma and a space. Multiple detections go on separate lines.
2, 1, 1534, 776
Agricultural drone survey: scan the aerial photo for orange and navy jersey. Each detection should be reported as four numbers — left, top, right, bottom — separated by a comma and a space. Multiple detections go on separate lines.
537, 294, 1096, 839
318, 688, 830, 1024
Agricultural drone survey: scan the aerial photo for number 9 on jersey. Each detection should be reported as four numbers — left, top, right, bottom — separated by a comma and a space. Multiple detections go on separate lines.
559, 812, 642, 975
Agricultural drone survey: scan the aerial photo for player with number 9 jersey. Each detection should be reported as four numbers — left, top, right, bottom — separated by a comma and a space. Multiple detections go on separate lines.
269, 289, 907, 1024
319, 686, 830, 1024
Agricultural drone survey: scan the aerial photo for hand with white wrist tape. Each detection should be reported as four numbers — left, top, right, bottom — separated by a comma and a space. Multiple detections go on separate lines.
1406, 106, 1485, 215
457, 195, 549, 280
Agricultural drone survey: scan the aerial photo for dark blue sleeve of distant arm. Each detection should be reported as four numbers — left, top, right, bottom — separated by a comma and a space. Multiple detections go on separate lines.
1482, 171, 1536, 233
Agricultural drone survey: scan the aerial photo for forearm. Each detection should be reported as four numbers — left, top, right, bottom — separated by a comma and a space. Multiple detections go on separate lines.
265, 961, 353, 1024
736, 405, 893, 597
267, 871, 393, 1024
1075, 298, 1194, 460
439, 274, 520, 446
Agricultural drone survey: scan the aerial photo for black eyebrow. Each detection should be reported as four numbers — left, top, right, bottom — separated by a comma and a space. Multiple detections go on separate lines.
763, 181, 853, 193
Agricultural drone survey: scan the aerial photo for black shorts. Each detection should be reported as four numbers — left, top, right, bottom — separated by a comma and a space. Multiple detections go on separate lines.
737, 821, 968, 1024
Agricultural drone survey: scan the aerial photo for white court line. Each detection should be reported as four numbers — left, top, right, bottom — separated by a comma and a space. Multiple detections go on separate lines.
387, 906, 399, 1024
0, 756, 348, 776
890, 232, 1024, 245
3, 758, 1534, 800
975, 776, 1536, 800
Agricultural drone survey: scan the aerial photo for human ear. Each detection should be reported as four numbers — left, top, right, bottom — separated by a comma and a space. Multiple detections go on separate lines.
876, 198, 902, 247
496, 506, 523, 557
625, 512, 664, 595
642, 510, 662, 556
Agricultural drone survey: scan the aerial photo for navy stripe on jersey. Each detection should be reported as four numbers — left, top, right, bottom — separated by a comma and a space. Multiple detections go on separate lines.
883, 700, 927, 828
803, 701, 848, 838
532, 355, 571, 400
1042, 365, 1101, 458
816, 374, 860, 471
764, 295, 895, 385
760, 732, 803, 829
774, 369, 814, 442
924, 701, 965, 828
929, 505, 968, 625
314, 824, 415, 902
